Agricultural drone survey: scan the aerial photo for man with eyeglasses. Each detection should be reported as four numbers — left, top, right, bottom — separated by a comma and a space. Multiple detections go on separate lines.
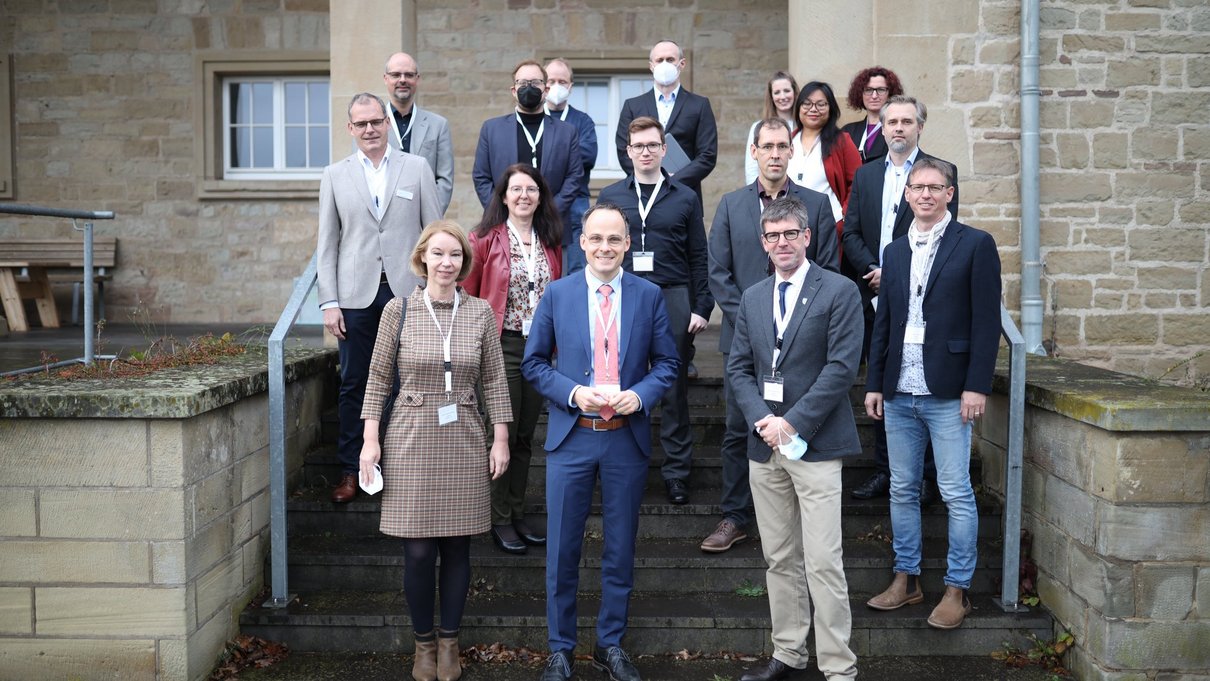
473, 60, 583, 222
598, 116, 712, 506
864, 157, 1000, 631
727, 196, 862, 681
543, 58, 597, 274
383, 52, 454, 216
702, 117, 840, 552
317, 92, 441, 504
841, 95, 960, 504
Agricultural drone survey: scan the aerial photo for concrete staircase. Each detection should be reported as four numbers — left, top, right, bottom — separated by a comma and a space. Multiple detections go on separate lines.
240, 356, 1051, 663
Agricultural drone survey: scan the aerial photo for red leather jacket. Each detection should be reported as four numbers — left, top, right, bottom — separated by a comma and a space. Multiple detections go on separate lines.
463, 222, 562, 335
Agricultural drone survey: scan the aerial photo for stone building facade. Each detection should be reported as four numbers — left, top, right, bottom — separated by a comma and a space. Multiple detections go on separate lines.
0, 0, 1207, 388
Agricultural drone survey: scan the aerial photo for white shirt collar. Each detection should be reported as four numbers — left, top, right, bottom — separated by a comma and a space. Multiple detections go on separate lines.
585, 267, 623, 292
656, 85, 681, 105
357, 143, 392, 171
776, 258, 811, 289
884, 145, 921, 171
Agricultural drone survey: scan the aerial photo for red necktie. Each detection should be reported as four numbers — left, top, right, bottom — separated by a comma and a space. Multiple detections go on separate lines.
594, 284, 618, 420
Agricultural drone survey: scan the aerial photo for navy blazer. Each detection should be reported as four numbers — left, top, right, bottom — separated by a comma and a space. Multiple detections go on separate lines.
866, 220, 1002, 399
708, 180, 839, 353
727, 264, 864, 463
472, 113, 584, 216
615, 88, 717, 193
841, 150, 960, 291
521, 271, 679, 455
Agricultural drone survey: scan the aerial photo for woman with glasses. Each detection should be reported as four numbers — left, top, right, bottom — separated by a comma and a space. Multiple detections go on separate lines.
744, 71, 800, 184
842, 66, 906, 164
463, 163, 563, 556
786, 81, 862, 249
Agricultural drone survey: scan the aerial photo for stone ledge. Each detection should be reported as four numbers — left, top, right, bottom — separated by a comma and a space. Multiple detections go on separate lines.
994, 354, 1210, 432
0, 347, 336, 419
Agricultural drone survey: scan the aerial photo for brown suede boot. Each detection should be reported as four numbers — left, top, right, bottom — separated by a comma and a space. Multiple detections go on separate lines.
412, 631, 437, 681
436, 629, 462, 681
927, 586, 972, 629
866, 572, 925, 611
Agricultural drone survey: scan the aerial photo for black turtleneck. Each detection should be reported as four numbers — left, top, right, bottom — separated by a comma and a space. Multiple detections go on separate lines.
516, 110, 545, 170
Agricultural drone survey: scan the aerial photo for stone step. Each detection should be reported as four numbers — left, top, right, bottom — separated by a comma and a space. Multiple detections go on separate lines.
239, 589, 1051, 657
285, 485, 1003, 541
281, 534, 1005, 595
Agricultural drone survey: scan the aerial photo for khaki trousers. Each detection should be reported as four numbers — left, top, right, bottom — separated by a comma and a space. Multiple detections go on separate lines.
749, 456, 857, 680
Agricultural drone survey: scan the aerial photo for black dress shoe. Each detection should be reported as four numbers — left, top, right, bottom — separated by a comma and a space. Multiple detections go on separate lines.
686, 362, 699, 380
850, 470, 891, 499
490, 524, 527, 555
593, 645, 641, 681
513, 519, 546, 546
539, 650, 573, 681
920, 479, 939, 506
740, 657, 797, 681
664, 478, 689, 505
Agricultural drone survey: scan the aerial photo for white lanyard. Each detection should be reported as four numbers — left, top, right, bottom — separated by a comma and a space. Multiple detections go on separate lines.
772, 279, 795, 369
544, 104, 569, 122
507, 219, 539, 311
389, 106, 416, 152
882, 164, 909, 229
858, 121, 882, 156
422, 288, 460, 395
593, 283, 621, 377
633, 175, 664, 250
515, 112, 545, 167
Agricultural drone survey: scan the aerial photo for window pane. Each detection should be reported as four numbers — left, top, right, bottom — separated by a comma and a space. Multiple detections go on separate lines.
253, 83, 273, 124
232, 83, 252, 124
619, 77, 652, 101
285, 83, 305, 124
253, 127, 273, 167
285, 126, 306, 167
231, 126, 251, 167
309, 127, 329, 167
309, 81, 329, 124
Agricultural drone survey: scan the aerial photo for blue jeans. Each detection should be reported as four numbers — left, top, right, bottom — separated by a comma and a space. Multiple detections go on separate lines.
884, 394, 978, 590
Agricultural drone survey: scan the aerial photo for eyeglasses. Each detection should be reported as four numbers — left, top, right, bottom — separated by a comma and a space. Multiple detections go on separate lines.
863, 87, 889, 96
507, 185, 540, 195
514, 79, 544, 89
755, 143, 791, 154
627, 142, 665, 153
761, 229, 803, 244
800, 100, 829, 111
585, 235, 627, 246
386, 71, 419, 80
350, 118, 386, 130
906, 183, 949, 196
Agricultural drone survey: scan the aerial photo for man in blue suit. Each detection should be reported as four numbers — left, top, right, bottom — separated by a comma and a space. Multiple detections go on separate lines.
544, 58, 597, 273
522, 203, 679, 681
864, 157, 1002, 631
473, 60, 584, 219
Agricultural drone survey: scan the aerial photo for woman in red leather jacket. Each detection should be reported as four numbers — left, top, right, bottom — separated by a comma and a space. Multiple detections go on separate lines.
463, 163, 563, 555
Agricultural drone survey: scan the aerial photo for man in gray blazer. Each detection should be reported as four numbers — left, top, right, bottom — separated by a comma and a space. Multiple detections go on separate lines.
702, 118, 838, 553
384, 52, 454, 216
317, 92, 441, 503
727, 197, 862, 681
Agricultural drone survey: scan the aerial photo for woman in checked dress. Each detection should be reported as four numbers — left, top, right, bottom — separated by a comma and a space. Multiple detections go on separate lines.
359, 220, 512, 681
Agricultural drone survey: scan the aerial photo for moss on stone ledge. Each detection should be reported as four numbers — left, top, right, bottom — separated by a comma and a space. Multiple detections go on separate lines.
0, 346, 336, 419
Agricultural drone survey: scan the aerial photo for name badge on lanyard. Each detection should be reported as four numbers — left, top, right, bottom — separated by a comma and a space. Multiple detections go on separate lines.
516, 112, 544, 168
632, 176, 662, 273
390, 107, 416, 152
507, 219, 539, 336
766, 281, 795, 403
423, 289, 460, 426
762, 372, 784, 403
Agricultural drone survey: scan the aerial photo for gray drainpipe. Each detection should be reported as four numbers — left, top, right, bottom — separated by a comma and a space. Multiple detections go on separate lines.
1020, 0, 1046, 355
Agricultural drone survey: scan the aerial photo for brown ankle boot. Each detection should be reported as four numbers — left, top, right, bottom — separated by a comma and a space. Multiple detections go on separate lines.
436, 630, 462, 681
412, 631, 437, 681
866, 572, 924, 611
927, 585, 972, 629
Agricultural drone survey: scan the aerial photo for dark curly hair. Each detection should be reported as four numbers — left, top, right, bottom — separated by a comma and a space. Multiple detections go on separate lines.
845, 66, 904, 111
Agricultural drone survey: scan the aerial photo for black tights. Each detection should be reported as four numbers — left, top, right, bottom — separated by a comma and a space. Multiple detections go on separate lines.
401, 536, 472, 635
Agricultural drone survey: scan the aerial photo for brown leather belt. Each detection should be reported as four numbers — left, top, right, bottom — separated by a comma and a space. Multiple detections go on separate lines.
576, 415, 628, 431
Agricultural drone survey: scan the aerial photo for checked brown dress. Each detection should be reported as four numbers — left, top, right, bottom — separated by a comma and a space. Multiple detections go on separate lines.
361, 287, 512, 538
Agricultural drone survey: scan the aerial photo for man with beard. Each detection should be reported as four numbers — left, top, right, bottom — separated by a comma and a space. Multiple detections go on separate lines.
382, 52, 454, 216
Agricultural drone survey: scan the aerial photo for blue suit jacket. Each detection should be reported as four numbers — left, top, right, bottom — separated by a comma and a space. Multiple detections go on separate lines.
521, 271, 680, 454
472, 112, 584, 217
866, 220, 1002, 398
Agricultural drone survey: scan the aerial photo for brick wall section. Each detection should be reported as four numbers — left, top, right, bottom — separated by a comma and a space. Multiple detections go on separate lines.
959, 0, 1210, 386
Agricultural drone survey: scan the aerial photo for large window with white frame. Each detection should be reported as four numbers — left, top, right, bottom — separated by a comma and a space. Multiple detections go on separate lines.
566, 74, 652, 181
222, 76, 330, 180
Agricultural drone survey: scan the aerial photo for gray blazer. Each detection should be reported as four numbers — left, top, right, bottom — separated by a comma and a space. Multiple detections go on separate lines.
390, 104, 454, 216
316, 150, 441, 310
708, 180, 839, 354
726, 264, 864, 463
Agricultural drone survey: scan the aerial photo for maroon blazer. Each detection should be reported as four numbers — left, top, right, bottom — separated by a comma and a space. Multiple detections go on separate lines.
463, 222, 562, 335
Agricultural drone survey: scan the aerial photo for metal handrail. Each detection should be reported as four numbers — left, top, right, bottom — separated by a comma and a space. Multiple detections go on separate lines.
264, 251, 318, 608
0, 203, 117, 376
996, 303, 1027, 612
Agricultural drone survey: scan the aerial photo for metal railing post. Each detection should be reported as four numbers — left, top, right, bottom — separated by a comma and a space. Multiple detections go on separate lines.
82, 221, 94, 364
997, 304, 1028, 612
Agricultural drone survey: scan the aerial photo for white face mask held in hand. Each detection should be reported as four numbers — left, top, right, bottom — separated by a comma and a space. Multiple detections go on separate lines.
652, 61, 679, 87
360, 464, 383, 495
777, 428, 809, 461
545, 83, 570, 107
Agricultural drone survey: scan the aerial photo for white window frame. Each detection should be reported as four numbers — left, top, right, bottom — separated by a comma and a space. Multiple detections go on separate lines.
221, 76, 329, 181
571, 74, 652, 181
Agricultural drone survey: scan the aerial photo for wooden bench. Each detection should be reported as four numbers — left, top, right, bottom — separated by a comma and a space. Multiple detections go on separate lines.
0, 237, 117, 332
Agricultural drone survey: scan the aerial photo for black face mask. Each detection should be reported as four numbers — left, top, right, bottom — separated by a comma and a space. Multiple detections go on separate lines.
517, 85, 543, 110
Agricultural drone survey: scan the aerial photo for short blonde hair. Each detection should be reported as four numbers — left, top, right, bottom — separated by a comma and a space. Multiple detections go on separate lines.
410, 220, 474, 281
